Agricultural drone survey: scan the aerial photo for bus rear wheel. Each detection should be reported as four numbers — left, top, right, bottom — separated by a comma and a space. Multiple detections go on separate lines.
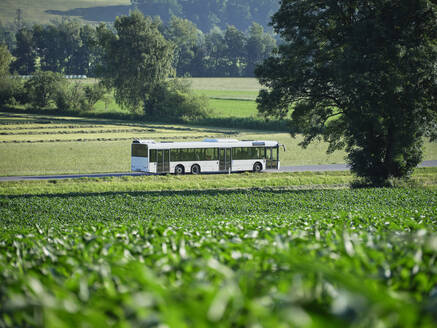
253, 162, 263, 173
175, 165, 185, 175
191, 164, 201, 174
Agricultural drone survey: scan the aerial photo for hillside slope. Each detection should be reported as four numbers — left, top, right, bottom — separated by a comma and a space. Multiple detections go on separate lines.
0, 0, 130, 25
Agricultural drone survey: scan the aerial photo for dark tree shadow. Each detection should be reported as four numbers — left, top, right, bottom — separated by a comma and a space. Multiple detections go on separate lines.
46, 5, 131, 22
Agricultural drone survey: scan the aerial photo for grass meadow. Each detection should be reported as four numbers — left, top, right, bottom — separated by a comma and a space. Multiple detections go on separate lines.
0, 0, 130, 24
92, 78, 262, 118
2, 111, 436, 176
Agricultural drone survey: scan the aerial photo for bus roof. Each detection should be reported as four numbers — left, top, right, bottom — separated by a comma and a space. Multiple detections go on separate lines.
132, 139, 279, 149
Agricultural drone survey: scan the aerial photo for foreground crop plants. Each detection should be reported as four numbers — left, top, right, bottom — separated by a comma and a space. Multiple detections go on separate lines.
1, 187, 437, 327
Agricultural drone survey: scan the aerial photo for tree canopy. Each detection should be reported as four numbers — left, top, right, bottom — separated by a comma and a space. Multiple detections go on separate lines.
256, 0, 437, 184
97, 10, 175, 116
133, 0, 279, 32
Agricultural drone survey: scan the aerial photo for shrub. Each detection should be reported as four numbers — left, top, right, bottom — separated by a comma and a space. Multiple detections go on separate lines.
55, 82, 88, 111
0, 77, 26, 106
149, 79, 210, 121
25, 71, 64, 108
84, 83, 106, 109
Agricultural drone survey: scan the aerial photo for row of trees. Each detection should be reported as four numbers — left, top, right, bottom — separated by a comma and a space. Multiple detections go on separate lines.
132, 0, 279, 32
0, 12, 209, 121
0, 64, 106, 112
2, 17, 276, 78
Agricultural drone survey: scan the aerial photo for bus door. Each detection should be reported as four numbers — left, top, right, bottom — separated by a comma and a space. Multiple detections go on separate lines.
219, 148, 231, 171
157, 149, 170, 173
266, 146, 279, 169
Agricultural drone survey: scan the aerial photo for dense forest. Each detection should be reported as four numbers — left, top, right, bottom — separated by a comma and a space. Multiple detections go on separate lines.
132, 0, 279, 32
0, 16, 276, 77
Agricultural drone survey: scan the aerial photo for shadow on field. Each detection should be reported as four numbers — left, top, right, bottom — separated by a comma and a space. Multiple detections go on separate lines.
46, 6, 131, 22
4, 187, 320, 200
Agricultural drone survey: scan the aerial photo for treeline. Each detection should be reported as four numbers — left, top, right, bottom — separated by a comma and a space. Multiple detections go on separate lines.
1, 17, 276, 77
133, 0, 279, 32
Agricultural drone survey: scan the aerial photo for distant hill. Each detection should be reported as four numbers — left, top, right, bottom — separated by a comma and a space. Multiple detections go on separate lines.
0, 0, 278, 32
0, 0, 131, 25
133, 0, 279, 32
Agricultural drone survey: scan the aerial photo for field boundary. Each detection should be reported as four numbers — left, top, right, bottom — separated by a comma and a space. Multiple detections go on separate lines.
2, 163, 437, 181
0, 107, 290, 132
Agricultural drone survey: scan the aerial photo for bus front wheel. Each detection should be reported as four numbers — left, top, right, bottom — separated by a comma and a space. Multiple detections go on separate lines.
175, 165, 185, 175
253, 162, 263, 173
191, 164, 201, 174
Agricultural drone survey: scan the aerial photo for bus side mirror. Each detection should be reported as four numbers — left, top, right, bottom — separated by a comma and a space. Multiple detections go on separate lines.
280, 144, 286, 151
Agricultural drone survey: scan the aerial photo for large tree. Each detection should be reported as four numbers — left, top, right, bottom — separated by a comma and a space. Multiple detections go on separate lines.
97, 10, 175, 116
245, 22, 276, 77
256, 0, 437, 184
164, 16, 200, 76
11, 27, 36, 75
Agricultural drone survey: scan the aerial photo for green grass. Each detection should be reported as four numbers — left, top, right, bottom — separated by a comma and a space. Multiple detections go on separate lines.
208, 99, 258, 118
191, 78, 261, 118
1, 168, 437, 196
0, 112, 436, 176
1, 186, 437, 326
0, 0, 130, 24
193, 90, 258, 100
90, 79, 261, 119
189, 77, 261, 91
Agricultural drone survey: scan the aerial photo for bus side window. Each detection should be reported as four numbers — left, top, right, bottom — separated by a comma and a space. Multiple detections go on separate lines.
267, 147, 273, 160
257, 147, 264, 159
205, 148, 214, 160
273, 147, 278, 160
150, 149, 157, 162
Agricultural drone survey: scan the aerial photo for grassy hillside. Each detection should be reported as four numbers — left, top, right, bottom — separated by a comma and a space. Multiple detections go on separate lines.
0, 0, 130, 25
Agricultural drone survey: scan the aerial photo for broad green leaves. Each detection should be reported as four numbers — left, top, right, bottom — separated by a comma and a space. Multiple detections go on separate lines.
1, 188, 437, 326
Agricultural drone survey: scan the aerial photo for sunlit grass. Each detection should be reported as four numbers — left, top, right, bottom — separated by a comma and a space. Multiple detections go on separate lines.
0, 0, 130, 24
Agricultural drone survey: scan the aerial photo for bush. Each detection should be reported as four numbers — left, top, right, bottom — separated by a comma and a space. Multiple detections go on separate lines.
0, 77, 26, 106
148, 79, 210, 121
25, 71, 64, 108
84, 83, 106, 108
55, 82, 89, 112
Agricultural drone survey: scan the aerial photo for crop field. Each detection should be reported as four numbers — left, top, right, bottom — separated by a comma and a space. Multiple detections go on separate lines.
1, 186, 436, 327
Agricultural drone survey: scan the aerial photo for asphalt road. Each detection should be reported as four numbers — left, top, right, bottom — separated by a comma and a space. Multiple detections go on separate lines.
1, 160, 436, 182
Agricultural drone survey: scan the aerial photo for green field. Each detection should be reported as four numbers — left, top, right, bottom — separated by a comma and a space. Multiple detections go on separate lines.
1, 185, 437, 326
0, 77, 436, 176
1, 77, 437, 327
91, 78, 262, 118
1, 111, 436, 176
0, 0, 130, 25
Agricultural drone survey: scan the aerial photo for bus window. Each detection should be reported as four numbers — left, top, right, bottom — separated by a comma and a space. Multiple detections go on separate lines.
257, 147, 265, 159
205, 148, 214, 160
132, 144, 148, 157
272, 147, 278, 160
171, 149, 181, 161
150, 149, 157, 162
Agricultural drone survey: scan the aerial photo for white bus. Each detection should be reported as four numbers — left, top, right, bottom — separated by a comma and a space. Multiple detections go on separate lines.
131, 139, 281, 174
